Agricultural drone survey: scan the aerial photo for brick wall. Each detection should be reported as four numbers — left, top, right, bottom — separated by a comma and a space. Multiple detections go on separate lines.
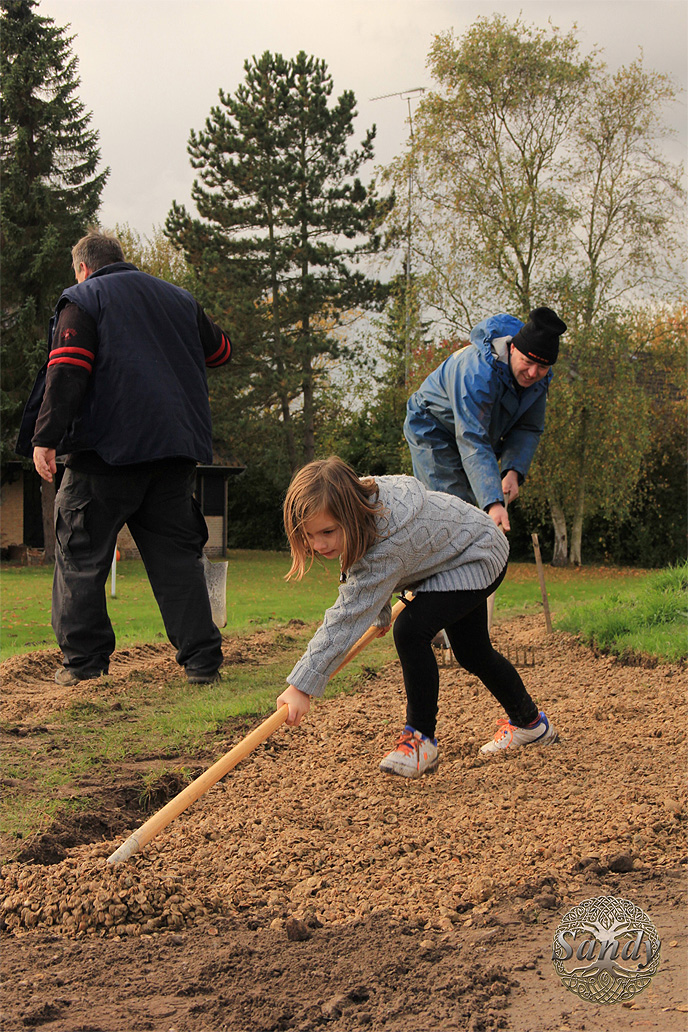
116, 516, 224, 559
1, 480, 24, 548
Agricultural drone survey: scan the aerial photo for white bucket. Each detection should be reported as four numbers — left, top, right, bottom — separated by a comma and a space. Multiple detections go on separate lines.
202, 553, 228, 628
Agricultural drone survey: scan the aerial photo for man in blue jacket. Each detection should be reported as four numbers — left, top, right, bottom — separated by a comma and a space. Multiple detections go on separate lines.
404, 307, 566, 530
18, 230, 233, 687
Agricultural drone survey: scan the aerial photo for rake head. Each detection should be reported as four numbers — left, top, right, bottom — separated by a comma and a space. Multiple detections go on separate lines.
433, 642, 538, 668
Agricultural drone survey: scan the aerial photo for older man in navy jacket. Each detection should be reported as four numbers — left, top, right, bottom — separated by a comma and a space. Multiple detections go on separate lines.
404, 307, 566, 531
17, 230, 233, 687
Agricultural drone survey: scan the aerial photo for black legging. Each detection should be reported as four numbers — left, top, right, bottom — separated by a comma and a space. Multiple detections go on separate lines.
392, 571, 539, 739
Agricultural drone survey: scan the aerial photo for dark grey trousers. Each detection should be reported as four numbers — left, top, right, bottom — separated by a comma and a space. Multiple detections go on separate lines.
52, 465, 223, 677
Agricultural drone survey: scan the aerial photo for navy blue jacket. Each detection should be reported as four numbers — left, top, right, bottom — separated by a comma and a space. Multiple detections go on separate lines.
18, 263, 220, 465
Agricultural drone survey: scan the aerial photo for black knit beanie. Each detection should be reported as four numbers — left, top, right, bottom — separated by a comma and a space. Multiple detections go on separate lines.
511, 307, 567, 366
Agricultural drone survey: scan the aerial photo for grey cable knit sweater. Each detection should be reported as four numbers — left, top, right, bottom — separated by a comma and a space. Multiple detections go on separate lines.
286, 475, 509, 698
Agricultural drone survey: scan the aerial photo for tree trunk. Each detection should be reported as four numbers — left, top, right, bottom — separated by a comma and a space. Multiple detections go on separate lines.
548, 495, 568, 566
570, 409, 588, 565
279, 388, 298, 472
302, 367, 315, 464
41, 479, 56, 563
299, 175, 315, 466
570, 476, 586, 566
298, 269, 315, 463
267, 220, 297, 472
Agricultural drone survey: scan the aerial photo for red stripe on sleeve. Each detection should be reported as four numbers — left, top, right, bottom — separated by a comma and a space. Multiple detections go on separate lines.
206, 335, 231, 367
49, 346, 95, 360
48, 356, 93, 372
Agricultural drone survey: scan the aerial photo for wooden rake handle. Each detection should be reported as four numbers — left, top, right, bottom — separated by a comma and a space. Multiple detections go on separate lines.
330, 593, 412, 676
107, 705, 289, 864
487, 493, 510, 632
107, 592, 412, 865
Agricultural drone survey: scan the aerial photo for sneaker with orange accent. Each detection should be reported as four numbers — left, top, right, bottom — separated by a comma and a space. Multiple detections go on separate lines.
480, 711, 557, 754
379, 726, 439, 778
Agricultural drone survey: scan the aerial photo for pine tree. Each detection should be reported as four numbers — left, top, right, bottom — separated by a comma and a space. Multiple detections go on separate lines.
1, 0, 108, 464
166, 50, 389, 471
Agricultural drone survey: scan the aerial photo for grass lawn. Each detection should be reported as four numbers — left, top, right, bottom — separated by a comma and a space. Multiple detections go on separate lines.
0, 552, 669, 662
556, 561, 687, 664
0, 551, 342, 662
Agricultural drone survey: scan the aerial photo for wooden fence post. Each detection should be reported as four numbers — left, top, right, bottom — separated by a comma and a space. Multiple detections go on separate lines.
531, 533, 553, 634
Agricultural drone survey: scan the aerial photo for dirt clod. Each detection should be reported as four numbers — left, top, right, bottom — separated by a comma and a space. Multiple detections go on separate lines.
607, 852, 635, 873
285, 916, 311, 941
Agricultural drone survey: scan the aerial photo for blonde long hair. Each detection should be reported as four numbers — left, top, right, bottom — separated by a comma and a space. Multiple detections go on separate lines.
283, 457, 383, 580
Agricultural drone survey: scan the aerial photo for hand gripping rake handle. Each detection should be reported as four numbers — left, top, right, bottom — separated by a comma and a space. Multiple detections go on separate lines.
107, 593, 413, 865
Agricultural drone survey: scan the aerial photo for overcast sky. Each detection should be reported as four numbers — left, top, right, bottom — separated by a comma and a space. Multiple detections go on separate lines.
38, 0, 687, 238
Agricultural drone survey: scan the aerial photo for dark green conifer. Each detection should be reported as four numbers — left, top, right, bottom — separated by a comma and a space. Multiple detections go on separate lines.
1, 0, 108, 464
166, 51, 389, 471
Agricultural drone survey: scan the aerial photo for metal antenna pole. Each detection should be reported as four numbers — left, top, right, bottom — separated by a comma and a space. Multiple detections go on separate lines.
371, 88, 426, 388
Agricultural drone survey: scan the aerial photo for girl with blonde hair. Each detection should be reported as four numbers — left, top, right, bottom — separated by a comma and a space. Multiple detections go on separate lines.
277, 457, 556, 776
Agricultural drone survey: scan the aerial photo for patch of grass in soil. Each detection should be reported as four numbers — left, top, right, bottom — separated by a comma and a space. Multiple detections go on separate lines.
13, 792, 148, 866
3, 795, 94, 858
0, 623, 398, 860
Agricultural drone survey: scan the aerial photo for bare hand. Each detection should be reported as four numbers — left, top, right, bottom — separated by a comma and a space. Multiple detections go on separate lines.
375, 624, 392, 638
488, 502, 510, 533
33, 446, 57, 483
276, 684, 311, 727
501, 470, 520, 502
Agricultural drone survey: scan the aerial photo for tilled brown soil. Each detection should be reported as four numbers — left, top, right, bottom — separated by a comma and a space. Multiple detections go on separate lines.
1, 616, 686, 1032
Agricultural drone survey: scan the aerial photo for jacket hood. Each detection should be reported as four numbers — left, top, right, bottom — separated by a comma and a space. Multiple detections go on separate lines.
490, 334, 511, 365
470, 313, 524, 373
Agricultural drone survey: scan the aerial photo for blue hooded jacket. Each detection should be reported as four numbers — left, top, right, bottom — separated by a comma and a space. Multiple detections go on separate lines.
405, 314, 553, 510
